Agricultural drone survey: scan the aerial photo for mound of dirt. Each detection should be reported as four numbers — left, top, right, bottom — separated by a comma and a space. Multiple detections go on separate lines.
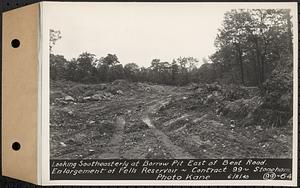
108, 79, 137, 94
68, 84, 107, 98
222, 96, 263, 119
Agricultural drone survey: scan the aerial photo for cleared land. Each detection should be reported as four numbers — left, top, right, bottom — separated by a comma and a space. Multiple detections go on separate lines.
50, 80, 292, 159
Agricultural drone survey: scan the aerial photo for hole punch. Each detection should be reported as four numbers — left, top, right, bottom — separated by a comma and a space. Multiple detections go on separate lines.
12, 142, 21, 151
11, 39, 20, 48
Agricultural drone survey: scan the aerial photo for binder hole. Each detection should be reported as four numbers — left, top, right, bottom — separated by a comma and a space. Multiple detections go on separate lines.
11, 39, 20, 48
12, 142, 21, 151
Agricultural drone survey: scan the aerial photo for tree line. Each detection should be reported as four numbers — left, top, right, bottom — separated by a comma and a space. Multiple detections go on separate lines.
50, 9, 293, 87
50, 52, 200, 85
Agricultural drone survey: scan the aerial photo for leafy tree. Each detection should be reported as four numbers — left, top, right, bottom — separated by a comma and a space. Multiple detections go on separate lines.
215, 10, 252, 85
49, 29, 62, 53
65, 58, 78, 81
213, 9, 293, 86
171, 60, 179, 85
100, 54, 120, 67
97, 63, 110, 82
75, 52, 98, 83
124, 63, 139, 81
175, 57, 198, 85
109, 64, 125, 81
50, 54, 68, 80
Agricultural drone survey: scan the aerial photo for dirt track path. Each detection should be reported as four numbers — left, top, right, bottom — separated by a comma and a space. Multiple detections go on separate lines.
51, 82, 293, 159
142, 97, 194, 159
150, 122, 194, 158
94, 116, 125, 159
51, 86, 198, 159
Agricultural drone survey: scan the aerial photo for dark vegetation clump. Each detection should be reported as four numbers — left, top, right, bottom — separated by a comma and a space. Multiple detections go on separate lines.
252, 57, 293, 127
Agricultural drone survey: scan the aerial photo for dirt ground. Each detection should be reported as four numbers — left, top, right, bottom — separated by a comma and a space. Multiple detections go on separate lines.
50, 80, 293, 159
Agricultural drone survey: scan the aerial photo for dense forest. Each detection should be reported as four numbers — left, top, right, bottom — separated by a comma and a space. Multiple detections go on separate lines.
50, 9, 293, 88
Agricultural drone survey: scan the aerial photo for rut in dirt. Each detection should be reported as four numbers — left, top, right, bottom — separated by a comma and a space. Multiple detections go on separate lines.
142, 98, 195, 159
94, 116, 125, 159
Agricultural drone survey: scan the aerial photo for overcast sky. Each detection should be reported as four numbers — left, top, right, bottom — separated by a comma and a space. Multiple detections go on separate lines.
43, 2, 296, 67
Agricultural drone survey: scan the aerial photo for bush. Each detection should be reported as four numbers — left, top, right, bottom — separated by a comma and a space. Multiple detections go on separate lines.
250, 57, 293, 127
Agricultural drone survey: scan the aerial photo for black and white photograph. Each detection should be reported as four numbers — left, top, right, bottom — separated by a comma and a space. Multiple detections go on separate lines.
40, 2, 298, 185
48, 2, 296, 161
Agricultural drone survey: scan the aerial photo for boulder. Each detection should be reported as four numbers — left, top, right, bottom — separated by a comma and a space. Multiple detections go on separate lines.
104, 92, 113, 98
91, 94, 103, 101
116, 90, 124, 95
64, 95, 75, 102
83, 96, 92, 100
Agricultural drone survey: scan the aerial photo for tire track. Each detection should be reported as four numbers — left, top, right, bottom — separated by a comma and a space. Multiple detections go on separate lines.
142, 97, 195, 159
93, 116, 125, 159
